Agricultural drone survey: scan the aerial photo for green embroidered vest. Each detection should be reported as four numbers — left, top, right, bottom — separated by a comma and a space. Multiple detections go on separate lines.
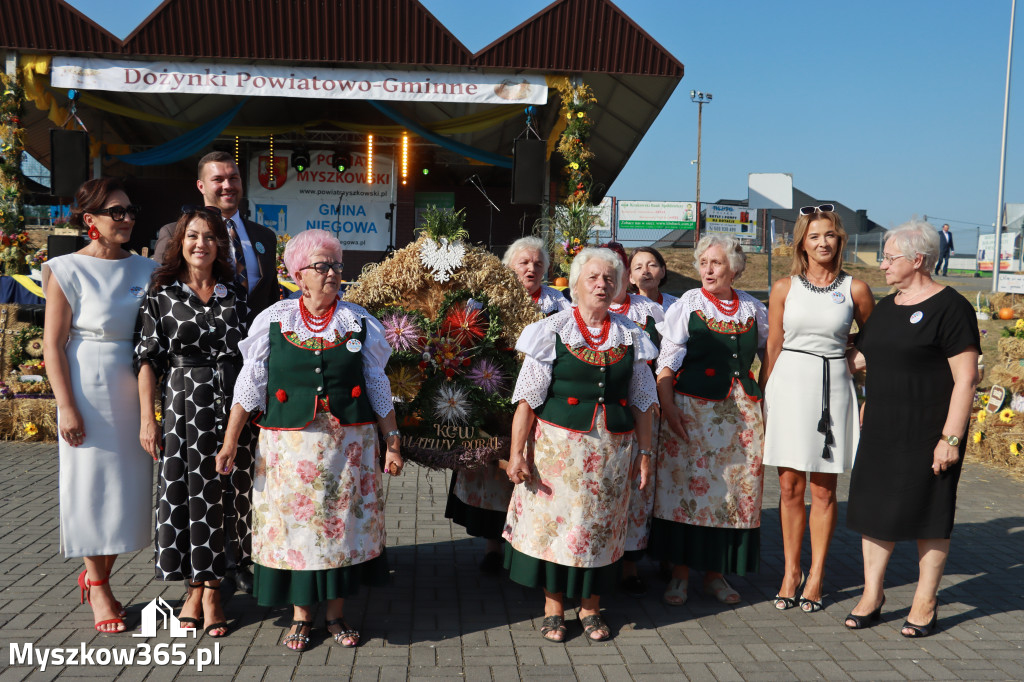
673, 311, 762, 401
257, 321, 375, 430
534, 342, 635, 434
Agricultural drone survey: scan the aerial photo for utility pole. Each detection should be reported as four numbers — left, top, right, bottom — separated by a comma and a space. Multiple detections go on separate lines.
690, 90, 712, 245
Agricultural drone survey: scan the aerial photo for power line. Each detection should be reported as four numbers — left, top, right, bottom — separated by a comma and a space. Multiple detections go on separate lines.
924, 215, 992, 227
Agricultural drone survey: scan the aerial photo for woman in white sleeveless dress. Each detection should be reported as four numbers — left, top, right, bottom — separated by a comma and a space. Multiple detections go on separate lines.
42, 179, 157, 633
761, 206, 874, 613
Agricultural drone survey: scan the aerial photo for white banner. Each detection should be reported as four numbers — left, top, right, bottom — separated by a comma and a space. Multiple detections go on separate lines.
52, 57, 548, 104
247, 149, 392, 251
704, 204, 757, 239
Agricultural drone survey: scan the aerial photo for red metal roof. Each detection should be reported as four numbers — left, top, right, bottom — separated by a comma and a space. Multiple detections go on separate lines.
0, 0, 120, 54
122, 0, 472, 66
473, 0, 684, 77
0, 0, 682, 77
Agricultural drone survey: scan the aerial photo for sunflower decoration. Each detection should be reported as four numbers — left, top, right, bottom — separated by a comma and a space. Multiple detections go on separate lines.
345, 209, 540, 471
1000, 408, 1015, 424
977, 409, 986, 423
1012, 442, 1022, 456
23, 422, 37, 437
973, 431, 983, 444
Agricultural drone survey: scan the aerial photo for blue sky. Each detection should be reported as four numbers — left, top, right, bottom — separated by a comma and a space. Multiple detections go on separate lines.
66, 0, 1024, 242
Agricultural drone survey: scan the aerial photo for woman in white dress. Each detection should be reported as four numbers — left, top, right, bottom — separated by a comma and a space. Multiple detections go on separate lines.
505, 247, 658, 642
761, 205, 874, 612
445, 237, 569, 573
42, 178, 158, 633
629, 246, 677, 311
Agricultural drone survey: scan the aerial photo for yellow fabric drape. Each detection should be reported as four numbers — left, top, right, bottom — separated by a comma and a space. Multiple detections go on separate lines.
10, 274, 44, 299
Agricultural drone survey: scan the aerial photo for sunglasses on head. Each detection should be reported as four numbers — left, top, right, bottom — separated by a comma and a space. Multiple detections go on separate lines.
301, 261, 344, 275
181, 204, 222, 217
91, 204, 141, 222
799, 203, 835, 216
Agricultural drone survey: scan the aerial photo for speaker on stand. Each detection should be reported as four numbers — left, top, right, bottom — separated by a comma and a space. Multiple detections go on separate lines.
50, 129, 90, 198
511, 138, 545, 205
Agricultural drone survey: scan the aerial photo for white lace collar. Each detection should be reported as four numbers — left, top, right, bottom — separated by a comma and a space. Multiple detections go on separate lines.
543, 309, 639, 351
537, 285, 567, 314
264, 298, 367, 343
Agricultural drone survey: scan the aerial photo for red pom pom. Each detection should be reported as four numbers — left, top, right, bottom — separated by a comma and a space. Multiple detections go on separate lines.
619, 398, 628, 407
351, 386, 362, 398
275, 389, 288, 403
567, 397, 580, 405
704, 368, 716, 376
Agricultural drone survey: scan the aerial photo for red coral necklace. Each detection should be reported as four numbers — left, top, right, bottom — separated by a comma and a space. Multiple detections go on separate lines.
609, 295, 631, 316
701, 287, 739, 316
573, 307, 611, 349
531, 287, 541, 303
300, 296, 338, 333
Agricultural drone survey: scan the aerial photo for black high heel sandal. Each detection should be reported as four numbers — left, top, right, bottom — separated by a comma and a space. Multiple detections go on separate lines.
178, 582, 204, 629
845, 596, 885, 630
901, 609, 938, 638
773, 572, 805, 611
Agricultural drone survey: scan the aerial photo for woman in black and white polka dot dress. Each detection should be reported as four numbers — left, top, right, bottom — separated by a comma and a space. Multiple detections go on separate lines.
134, 206, 254, 638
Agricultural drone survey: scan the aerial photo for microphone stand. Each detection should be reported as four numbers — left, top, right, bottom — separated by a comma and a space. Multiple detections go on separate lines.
466, 174, 501, 250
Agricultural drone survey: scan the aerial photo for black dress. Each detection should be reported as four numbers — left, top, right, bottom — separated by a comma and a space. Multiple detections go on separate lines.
847, 287, 980, 541
134, 280, 257, 581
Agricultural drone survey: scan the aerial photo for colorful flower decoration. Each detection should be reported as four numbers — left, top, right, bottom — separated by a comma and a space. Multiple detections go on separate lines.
1000, 408, 1014, 423
973, 431, 983, 443
466, 358, 505, 394
23, 422, 37, 436
440, 305, 486, 347
382, 312, 424, 352
24, 336, 43, 358
434, 383, 471, 425
1012, 442, 1022, 456
387, 365, 423, 402
977, 409, 986, 423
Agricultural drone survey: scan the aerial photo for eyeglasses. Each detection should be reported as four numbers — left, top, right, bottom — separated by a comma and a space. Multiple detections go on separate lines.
181, 204, 222, 217
90, 204, 141, 222
881, 253, 907, 265
799, 204, 835, 215
301, 261, 344, 275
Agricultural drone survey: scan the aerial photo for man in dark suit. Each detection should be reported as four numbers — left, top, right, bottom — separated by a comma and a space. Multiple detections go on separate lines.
154, 151, 278, 595
154, 151, 279, 322
935, 223, 954, 276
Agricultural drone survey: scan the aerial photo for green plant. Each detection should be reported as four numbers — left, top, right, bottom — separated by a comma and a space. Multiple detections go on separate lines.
533, 202, 603, 276
416, 205, 469, 242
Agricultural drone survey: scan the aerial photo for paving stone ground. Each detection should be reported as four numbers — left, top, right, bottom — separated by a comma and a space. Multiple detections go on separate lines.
0, 441, 1021, 681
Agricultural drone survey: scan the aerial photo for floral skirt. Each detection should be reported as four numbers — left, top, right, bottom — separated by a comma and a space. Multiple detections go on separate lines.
252, 415, 385, 571
652, 388, 764, 530
503, 415, 636, 569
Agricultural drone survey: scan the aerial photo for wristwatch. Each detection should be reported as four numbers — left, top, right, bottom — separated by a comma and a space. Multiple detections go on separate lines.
943, 434, 960, 447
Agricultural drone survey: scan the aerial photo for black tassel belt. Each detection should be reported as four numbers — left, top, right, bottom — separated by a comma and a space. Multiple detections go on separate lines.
780, 347, 846, 459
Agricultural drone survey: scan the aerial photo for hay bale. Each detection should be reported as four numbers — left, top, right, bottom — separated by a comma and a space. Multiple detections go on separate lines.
0, 396, 57, 441
968, 418, 1024, 476
0, 304, 35, 378
998, 336, 1024, 362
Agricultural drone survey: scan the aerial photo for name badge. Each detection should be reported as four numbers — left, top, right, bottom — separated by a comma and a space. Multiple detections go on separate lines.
214, 283, 228, 298
346, 338, 362, 353
254, 242, 266, 254
910, 311, 923, 324
130, 285, 145, 298
830, 291, 845, 304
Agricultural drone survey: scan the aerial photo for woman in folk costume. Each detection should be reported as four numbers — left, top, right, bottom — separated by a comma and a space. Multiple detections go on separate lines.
504, 247, 659, 642
630, 246, 678, 311
600, 242, 666, 597
217, 230, 403, 651
649, 235, 769, 607
445, 237, 569, 573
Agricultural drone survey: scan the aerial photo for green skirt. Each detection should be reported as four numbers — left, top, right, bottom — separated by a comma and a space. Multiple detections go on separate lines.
504, 545, 620, 599
253, 551, 390, 607
647, 519, 759, 576
444, 473, 507, 540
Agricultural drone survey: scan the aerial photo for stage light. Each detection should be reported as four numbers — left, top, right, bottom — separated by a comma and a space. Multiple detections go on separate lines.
330, 152, 352, 173
401, 133, 409, 185
268, 135, 275, 182
291, 146, 310, 173
234, 136, 240, 167
422, 168, 429, 176
367, 135, 374, 184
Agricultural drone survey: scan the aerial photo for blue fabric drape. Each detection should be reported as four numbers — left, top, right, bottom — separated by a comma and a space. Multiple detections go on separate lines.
367, 100, 513, 169
113, 99, 248, 166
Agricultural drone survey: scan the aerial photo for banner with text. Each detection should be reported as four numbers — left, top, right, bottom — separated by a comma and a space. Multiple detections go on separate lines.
247, 150, 392, 251
704, 204, 757, 239
52, 57, 548, 104
617, 200, 696, 230
977, 233, 1015, 272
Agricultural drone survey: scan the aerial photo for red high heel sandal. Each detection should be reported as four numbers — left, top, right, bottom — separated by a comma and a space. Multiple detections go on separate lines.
77, 570, 126, 632
78, 569, 127, 618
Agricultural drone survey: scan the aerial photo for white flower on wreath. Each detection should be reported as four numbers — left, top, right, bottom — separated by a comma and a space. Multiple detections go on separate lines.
419, 237, 465, 282
434, 383, 471, 425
